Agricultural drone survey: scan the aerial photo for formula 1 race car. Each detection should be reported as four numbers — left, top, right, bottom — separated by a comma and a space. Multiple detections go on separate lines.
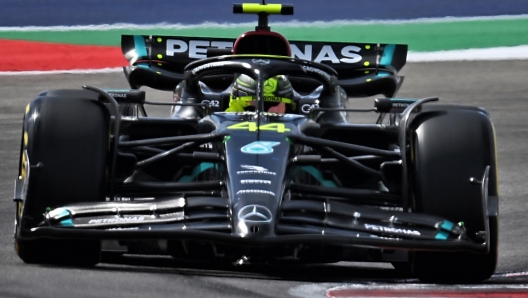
14, 2, 498, 284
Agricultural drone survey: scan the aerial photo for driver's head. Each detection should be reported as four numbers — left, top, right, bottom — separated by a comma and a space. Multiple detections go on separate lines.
226, 74, 294, 113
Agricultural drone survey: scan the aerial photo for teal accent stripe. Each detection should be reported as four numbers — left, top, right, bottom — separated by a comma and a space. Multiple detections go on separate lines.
440, 220, 455, 231
133, 35, 148, 57
136, 62, 149, 69
435, 231, 449, 240
178, 162, 215, 182
376, 71, 390, 77
380, 44, 396, 66
301, 166, 336, 187
60, 219, 74, 227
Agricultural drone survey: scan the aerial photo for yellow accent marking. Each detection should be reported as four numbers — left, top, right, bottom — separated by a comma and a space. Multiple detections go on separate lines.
228, 122, 258, 132
242, 3, 282, 14
23, 132, 28, 146
157, 37, 162, 42
227, 122, 289, 133
25, 104, 30, 114
364, 70, 370, 74
365, 45, 371, 50
156, 72, 161, 75
21, 151, 26, 178
493, 130, 499, 193
263, 77, 278, 94
366, 78, 372, 82
157, 54, 163, 59
231, 95, 293, 104
17, 201, 22, 218
259, 123, 290, 133
364, 61, 370, 67
158, 63, 162, 66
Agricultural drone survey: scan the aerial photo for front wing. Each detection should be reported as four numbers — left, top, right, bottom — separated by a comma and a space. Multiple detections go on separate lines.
17, 188, 493, 254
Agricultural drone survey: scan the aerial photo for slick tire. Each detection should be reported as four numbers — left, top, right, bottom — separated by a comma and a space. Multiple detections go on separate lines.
16, 239, 102, 266
409, 105, 499, 284
15, 89, 109, 266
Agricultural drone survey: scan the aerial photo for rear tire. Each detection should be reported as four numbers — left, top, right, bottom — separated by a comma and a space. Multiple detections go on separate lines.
409, 105, 498, 283
15, 89, 109, 266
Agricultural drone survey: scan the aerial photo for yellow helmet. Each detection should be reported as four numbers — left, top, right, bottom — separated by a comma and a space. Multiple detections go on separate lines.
226, 74, 294, 113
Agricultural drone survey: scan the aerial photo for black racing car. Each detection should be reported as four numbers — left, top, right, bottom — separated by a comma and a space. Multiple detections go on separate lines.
13, 3, 498, 284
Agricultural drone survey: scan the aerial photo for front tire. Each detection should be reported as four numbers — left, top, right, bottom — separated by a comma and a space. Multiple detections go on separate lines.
409, 105, 498, 283
15, 89, 109, 266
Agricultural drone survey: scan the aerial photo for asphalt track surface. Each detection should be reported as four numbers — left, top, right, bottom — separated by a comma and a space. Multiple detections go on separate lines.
1, 61, 528, 297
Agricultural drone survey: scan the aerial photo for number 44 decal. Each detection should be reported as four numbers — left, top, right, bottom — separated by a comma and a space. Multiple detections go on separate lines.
227, 122, 290, 133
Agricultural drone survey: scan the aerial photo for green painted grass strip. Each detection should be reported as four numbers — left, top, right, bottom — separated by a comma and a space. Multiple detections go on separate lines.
1, 17, 527, 51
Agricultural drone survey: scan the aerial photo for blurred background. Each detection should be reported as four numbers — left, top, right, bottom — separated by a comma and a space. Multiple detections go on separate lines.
1, 0, 528, 26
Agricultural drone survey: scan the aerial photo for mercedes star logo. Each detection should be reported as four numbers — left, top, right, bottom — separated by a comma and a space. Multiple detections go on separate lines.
238, 204, 272, 223
252, 58, 270, 65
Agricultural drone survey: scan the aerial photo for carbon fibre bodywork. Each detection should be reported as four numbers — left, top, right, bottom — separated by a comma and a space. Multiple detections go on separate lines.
15, 57, 496, 262
13, 3, 499, 282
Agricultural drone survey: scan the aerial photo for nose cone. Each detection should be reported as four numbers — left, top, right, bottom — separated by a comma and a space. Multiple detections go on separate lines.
223, 123, 293, 238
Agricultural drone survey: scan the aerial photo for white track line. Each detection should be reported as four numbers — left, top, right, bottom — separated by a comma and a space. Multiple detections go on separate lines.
408, 45, 528, 62
0, 14, 527, 31
289, 281, 528, 298
0, 67, 122, 76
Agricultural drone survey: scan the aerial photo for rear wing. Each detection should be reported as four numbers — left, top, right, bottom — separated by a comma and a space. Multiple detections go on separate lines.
121, 35, 407, 97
